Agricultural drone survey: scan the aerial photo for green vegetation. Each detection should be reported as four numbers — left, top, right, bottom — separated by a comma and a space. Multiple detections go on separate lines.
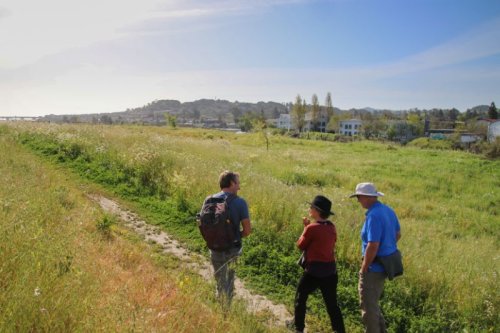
2, 122, 499, 332
407, 137, 454, 150
0, 126, 283, 333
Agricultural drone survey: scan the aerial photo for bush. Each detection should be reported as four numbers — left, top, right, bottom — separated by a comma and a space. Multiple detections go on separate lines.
96, 215, 115, 238
407, 137, 453, 150
484, 137, 500, 159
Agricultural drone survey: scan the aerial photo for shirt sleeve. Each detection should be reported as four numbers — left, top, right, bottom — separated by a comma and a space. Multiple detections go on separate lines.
236, 198, 250, 221
297, 225, 312, 250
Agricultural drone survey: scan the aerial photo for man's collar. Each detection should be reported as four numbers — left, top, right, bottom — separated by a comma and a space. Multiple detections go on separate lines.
365, 201, 381, 214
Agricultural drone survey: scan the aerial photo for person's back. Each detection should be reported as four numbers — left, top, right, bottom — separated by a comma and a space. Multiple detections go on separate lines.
291, 195, 345, 333
204, 170, 251, 305
350, 182, 401, 333
209, 191, 249, 248
361, 201, 400, 272
297, 221, 336, 271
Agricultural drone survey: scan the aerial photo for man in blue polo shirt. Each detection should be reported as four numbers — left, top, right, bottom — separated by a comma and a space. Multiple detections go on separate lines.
207, 170, 251, 305
350, 182, 401, 333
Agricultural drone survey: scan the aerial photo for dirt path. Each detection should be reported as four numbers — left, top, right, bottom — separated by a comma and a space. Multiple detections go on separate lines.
89, 194, 292, 328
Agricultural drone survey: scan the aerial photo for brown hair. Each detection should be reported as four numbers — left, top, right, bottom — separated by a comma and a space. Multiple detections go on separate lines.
219, 170, 239, 189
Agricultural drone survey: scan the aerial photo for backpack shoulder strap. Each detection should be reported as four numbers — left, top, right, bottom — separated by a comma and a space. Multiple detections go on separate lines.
224, 193, 238, 205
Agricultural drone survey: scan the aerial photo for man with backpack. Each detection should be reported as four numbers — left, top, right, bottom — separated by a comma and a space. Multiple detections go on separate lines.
198, 170, 251, 305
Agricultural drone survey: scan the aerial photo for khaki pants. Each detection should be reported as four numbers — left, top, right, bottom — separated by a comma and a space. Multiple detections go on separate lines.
358, 271, 386, 333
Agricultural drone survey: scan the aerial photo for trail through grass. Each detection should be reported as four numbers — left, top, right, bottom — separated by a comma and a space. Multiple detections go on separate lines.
2, 122, 499, 332
0, 126, 284, 333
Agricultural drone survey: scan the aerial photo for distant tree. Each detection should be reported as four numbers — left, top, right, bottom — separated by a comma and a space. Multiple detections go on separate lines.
467, 119, 489, 138
238, 114, 254, 132
302, 100, 308, 129
259, 109, 266, 121
100, 115, 113, 125
387, 126, 396, 141
311, 94, 320, 131
362, 113, 386, 139
325, 92, 334, 118
192, 108, 201, 122
327, 112, 351, 133
292, 95, 306, 132
387, 122, 419, 142
326, 114, 340, 133
448, 108, 460, 122
164, 114, 177, 128
488, 102, 498, 119
231, 107, 242, 123
407, 113, 424, 136
253, 118, 270, 151
463, 109, 479, 121
272, 106, 281, 119
437, 109, 445, 120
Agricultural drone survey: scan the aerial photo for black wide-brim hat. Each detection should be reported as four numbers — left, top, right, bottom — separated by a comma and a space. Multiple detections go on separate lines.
308, 195, 335, 216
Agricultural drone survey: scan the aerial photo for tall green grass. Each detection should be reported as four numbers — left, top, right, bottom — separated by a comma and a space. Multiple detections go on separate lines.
3, 122, 499, 332
0, 126, 284, 333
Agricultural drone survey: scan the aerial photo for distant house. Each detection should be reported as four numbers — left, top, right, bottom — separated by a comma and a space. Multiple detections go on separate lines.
304, 111, 329, 132
428, 129, 481, 144
474, 118, 500, 142
339, 119, 362, 136
476, 118, 495, 128
276, 114, 292, 131
487, 120, 500, 142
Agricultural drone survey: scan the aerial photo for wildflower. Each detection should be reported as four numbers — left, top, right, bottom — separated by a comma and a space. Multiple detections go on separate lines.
34, 287, 41, 297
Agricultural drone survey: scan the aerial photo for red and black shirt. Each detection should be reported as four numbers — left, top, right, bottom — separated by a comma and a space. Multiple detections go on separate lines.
297, 221, 337, 277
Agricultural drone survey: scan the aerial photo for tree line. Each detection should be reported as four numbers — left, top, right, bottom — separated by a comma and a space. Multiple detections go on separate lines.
288, 93, 498, 139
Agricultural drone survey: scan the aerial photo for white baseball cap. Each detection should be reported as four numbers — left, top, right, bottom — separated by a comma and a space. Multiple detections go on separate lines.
349, 182, 384, 198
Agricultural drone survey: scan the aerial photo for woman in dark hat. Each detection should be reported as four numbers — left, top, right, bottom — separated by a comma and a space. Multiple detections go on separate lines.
289, 195, 345, 333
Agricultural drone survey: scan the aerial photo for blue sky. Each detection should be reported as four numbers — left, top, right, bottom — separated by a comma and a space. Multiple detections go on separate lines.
1, 0, 500, 116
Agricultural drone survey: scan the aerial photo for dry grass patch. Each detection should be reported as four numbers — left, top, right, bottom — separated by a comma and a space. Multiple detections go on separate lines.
0, 132, 281, 333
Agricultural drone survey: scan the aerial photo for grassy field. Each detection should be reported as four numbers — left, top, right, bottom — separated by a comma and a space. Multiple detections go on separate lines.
0, 125, 283, 333
1, 122, 499, 332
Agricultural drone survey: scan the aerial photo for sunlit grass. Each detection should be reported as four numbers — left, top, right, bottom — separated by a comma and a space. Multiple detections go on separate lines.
3, 122, 499, 331
0, 128, 284, 333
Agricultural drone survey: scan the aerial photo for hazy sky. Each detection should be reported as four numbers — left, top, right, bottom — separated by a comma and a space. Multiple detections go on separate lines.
1, 0, 500, 116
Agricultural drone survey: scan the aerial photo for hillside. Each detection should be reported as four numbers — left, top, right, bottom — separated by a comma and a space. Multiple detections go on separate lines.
41, 99, 291, 125
39, 98, 493, 132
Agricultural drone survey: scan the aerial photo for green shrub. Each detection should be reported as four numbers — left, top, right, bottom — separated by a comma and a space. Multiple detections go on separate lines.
96, 215, 115, 238
407, 137, 453, 150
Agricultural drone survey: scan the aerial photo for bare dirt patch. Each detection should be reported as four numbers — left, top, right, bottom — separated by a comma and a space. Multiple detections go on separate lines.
89, 194, 292, 327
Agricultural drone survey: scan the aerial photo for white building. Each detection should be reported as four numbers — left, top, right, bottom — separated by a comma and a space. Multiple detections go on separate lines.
476, 119, 500, 142
276, 113, 292, 131
304, 111, 329, 132
488, 120, 500, 142
339, 119, 362, 136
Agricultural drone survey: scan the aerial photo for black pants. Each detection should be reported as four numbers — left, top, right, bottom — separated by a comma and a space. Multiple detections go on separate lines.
294, 272, 345, 333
